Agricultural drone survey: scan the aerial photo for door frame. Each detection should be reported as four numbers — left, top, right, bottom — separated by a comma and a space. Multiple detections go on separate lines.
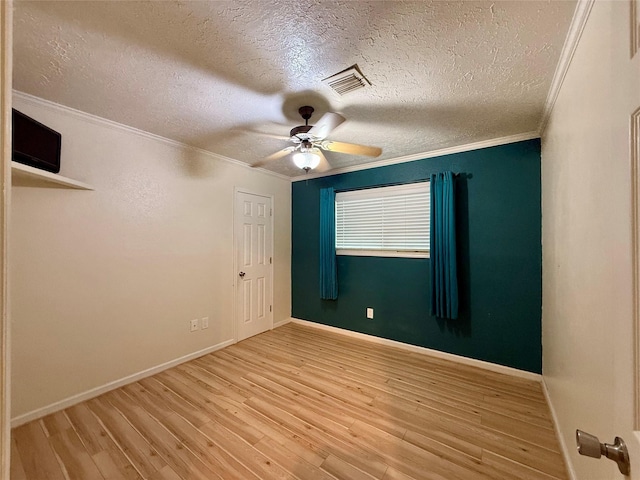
626, 1, 640, 473
232, 187, 274, 343
0, 2, 11, 479
633, 106, 640, 432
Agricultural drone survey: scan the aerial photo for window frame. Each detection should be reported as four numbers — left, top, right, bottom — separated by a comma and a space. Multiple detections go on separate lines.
335, 181, 431, 259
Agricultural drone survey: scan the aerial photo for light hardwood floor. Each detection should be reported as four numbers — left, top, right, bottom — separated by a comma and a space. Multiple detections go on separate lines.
10, 322, 568, 480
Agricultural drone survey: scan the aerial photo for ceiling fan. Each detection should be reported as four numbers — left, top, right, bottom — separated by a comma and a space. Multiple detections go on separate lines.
252, 106, 382, 173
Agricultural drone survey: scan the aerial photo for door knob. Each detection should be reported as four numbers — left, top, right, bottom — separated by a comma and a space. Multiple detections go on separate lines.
239, 272, 245, 277
576, 429, 630, 475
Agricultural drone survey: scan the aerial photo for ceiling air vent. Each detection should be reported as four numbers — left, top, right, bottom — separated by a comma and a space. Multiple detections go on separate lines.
322, 64, 371, 96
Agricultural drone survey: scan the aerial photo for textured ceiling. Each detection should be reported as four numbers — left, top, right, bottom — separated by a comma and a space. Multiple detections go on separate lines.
13, 0, 577, 177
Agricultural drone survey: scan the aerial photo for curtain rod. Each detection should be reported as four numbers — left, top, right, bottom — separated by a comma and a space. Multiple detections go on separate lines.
334, 173, 462, 193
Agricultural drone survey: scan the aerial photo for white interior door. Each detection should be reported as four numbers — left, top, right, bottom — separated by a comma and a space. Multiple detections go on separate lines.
234, 190, 273, 342
619, 0, 640, 477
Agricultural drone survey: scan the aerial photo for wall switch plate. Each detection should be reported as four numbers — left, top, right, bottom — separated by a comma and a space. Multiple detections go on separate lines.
367, 308, 374, 319
202, 317, 209, 329
190, 319, 199, 332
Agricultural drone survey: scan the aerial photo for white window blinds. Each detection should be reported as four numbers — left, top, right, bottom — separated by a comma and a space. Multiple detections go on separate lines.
335, 182, 430, 256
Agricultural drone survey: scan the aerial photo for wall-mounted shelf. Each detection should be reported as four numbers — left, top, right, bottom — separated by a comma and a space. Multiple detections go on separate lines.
11, 162, 93, 190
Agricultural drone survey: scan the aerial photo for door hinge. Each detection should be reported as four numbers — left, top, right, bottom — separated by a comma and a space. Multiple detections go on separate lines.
270, 305, 272, 312
270, 208, 273, 217
270, 257, 272, 264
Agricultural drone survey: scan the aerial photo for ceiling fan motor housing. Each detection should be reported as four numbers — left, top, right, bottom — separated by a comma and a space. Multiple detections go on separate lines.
290, 125, 313, 138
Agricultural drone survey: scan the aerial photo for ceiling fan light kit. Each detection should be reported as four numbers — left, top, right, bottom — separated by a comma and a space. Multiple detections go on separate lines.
254, 105, 382, 173
293, 151, 321, 172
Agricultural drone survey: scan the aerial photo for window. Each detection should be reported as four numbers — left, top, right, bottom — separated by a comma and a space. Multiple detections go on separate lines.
335, 182, 430, 258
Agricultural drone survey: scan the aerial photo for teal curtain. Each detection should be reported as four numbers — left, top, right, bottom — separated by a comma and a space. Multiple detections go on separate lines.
430, 172, 458, 319
319, 187, 338, 300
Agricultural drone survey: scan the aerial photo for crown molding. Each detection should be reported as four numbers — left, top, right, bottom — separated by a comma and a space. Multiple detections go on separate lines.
291, 131, 540, 182
11, 91, 291, 182
539, 0, 595, 134
13, 90, 544, 184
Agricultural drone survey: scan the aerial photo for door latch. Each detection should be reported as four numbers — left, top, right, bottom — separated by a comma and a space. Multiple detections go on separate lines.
576, 429, 630, 475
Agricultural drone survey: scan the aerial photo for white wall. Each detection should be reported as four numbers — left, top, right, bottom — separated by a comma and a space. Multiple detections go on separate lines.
10, 93, 291, 420
542, 1, 638, 478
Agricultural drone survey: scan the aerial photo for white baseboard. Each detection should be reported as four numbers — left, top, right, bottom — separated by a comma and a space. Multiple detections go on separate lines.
272, 318, 292, 329
289, 318, 542, 382
542, 378, 577, 480
11, 339, 235, 428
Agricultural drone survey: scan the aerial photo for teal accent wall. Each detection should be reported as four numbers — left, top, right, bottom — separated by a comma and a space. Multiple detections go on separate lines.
291, 139, 542, 373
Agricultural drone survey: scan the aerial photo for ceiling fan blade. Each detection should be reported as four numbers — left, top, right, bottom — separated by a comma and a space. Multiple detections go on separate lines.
307, 112, 346, 139
314, 150, 332, 173
243, 129, 290, 141
320, 140, 382, 157
251, 146, 295, 167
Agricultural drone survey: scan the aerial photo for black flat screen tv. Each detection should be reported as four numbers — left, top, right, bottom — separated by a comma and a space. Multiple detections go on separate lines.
12, 109, 61, 174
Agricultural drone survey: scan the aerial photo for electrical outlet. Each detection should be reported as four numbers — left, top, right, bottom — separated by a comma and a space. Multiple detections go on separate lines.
190, 319, 199, 332
202, 317, 209, 329
367, 308, 374, 319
